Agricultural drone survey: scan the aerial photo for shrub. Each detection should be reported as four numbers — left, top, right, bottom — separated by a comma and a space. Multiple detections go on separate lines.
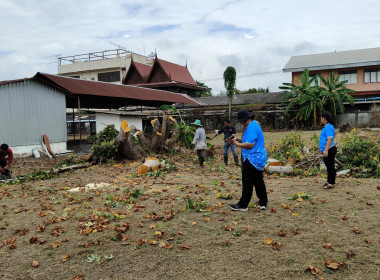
89, 125, 119, 163
338, 131, 380, 178
267, 132, 306, 163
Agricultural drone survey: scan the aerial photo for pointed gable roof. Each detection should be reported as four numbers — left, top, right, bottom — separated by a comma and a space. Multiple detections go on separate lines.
123, 59, 152, 85
149, 58, 198, 86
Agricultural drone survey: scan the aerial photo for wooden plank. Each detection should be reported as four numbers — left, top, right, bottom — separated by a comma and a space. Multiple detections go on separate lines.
43, 134, 55, 157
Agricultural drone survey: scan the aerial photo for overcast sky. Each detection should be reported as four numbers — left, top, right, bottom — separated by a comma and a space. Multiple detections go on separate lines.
1, 0, 380, 94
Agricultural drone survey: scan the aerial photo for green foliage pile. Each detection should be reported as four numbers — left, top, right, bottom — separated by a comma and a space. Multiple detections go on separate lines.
89, 125, 119, 163
55, 154, 86, 169
174, 122, 196, 149
267, 132, 306, 163
338, 130, 380, 178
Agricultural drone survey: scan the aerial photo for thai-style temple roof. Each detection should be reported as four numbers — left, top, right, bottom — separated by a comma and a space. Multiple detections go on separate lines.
123, 56, 205, 97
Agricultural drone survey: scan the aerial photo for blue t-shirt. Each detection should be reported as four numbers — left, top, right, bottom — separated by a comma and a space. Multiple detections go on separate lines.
319, 123, 335, 152
241, 120, 267, 170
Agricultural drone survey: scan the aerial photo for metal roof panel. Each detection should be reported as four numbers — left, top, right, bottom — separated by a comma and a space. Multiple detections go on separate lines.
283, 47, 380, 72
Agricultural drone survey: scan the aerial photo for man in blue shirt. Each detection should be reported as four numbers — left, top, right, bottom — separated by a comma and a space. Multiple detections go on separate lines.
230, 110, 268, 211
211, 119, 240, 166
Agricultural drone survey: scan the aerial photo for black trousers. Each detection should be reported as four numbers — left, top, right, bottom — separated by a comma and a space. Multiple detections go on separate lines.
238, 159, 268, 208
0, 158, 10, 177
196, 149, 205, 166
323, 146, 337, 185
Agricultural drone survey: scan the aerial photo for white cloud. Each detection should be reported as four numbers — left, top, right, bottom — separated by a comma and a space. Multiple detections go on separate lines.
1, 0, 380, 94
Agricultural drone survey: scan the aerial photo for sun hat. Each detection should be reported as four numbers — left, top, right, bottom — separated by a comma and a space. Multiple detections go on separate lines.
237, 110, 254, 123
191, 119, 202, 127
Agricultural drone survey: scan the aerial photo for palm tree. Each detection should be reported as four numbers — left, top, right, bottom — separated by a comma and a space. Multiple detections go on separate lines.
223, 66, 236, 120
279, 69, 323, 127
318, 72, 355, 119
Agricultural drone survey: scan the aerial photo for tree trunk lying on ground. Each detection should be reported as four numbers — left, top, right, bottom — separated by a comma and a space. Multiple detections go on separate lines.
137, 156, 170, 175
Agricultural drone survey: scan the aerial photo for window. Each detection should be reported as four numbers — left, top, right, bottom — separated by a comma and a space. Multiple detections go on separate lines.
309, 74, 320, 86
364, 69, 380, 83
70, 76, 80, 79
338, 71, 357, 84
98, 71, 121, 82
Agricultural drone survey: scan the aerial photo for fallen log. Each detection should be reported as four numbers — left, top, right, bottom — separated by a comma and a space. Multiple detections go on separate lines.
68, 182, 111, 193
137, 156, 170, 175
267, 165, 293, 175
337, 169, 351, 176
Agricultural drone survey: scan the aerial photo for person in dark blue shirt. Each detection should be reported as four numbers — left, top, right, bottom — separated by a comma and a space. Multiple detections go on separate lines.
319, 111, 337, 189
229, 110, 268, 211
211, 119, 240, 166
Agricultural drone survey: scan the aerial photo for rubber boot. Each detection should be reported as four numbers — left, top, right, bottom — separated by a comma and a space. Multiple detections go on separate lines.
234, 156, 240, 166
199, 156, 204, 167
224, 155, 228, 165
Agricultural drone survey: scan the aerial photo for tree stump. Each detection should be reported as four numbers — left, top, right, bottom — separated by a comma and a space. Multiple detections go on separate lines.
116, 121, 144, 160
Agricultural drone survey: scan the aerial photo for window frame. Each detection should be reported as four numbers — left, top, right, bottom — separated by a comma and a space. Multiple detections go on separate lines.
97, 71, 121, 82
364, 69, 380, 83
338, 70, 357, 84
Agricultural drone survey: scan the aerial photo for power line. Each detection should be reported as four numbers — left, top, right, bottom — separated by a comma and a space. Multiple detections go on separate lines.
199, 69, 283, 82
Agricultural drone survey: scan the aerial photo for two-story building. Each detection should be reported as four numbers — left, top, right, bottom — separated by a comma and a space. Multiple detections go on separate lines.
58, 49, 153, 84
283, 47, 380, 126
283, 47, 380, 98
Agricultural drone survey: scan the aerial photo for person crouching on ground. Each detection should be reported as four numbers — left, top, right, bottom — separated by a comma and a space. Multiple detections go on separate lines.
229, 110, 268, 211
190, 120, 207, 167
319, 111, 337, 189
211, 119, 240, 166
0, 143, 13, 179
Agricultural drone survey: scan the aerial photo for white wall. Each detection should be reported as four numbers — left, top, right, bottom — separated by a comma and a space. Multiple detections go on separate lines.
96, 113, 143, 133
11, 142, 68, 158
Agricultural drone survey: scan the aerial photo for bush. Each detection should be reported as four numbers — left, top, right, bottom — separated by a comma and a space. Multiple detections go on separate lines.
338, 130, 380, 178
89, 125, 119, 163
267, 132, 306, 163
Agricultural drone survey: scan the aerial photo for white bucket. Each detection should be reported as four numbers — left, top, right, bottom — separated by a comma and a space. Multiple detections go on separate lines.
32, 148, 40, 159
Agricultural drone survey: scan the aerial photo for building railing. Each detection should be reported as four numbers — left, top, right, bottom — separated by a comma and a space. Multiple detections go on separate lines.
58, 49, 131, 65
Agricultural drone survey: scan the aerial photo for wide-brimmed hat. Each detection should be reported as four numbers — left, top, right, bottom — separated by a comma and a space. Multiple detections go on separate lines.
237, 110, 254, 123
191, 119, 202, 127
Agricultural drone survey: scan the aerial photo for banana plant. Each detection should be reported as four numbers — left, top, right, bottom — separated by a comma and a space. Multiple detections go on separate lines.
280, 69, 323, 127
318, 72, 355, 119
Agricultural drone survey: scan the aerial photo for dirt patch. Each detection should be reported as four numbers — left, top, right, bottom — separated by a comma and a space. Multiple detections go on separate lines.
1, 133, 379, 280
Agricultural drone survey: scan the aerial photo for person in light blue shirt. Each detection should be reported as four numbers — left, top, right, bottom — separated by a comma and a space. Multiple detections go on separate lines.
229, 110, 268, 211
319, 111, 337, 189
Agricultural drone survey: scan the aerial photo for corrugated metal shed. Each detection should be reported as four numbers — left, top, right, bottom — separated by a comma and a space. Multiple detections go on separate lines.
0, 79, 66, 146
283, 47, 380, 72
